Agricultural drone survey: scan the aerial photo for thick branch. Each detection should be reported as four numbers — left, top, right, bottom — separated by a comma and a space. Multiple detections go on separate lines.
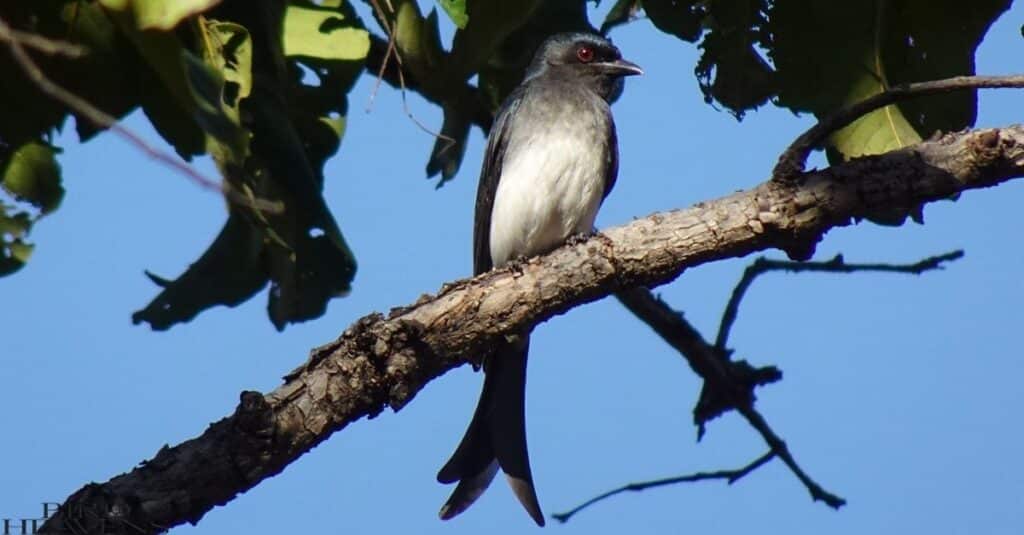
616, 289, 781, 432
615, 288, 841, 507
40, 126, 1024, 533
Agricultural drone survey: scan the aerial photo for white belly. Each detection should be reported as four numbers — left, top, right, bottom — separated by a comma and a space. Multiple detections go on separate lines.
488, 121, 607, 268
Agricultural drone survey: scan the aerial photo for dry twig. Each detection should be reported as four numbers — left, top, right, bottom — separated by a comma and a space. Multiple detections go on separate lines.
0, 15, 281, 214
552, 452, 776, 523
715, 250, 964, 351
772, 75, 1024, 180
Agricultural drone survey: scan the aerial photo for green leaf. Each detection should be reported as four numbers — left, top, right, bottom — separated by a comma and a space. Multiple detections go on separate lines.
692, 1, 774, 118
0, 208, 31, 239
137, 68, 207, 159
206, 21, 253, 103
282, 4, 370, 61
768, 0, 1009, 161
644, 0, 706, 42
135, 3, 359, 331
827, 63, 922, 159
882, 0, 1011, 136
98, 3, 195, 105
97, 0, 223, 30
132, 210, 269, 329
0, 139, 64, 276
448, 0, 542, 81
436, 0, 469, 29
319, 115, 346, 141
182, 52, 242, 152
600, 0, 640, 34
185, 20, 253, 163
58, 1, 142, 141
2, 142, 64, 214
99, 1, 207, 158
768, 2, 921, 160
0, 207, 33, 276
0, 2, 137, 145
0, 240, 34, 276
695, 34, 774, 118
7, 240, 34, 264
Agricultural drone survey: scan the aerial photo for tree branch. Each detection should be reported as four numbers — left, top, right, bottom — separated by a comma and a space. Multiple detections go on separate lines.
552, 451, 776, 523
39, 125, 1024, 533
616, 288, 780, 432
714, 250, 965, 351
0, 14, 282, 214
772, 75, 1024, 180
615, 288, 843, 507
364, 32, 494, 132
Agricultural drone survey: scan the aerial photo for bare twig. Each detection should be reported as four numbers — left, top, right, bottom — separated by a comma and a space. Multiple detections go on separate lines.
364, 0, 397, 112
1, 27, 86, 57
618, 288, 845, 509
363, 0, 455, 152
552, 451, 776, 523
366, 20, 397, 112
742, 404, 844, 507
772, 74, 1024, 180
364, 34, 494, 131
715, 250, 964, 352
0, 15, 282, 214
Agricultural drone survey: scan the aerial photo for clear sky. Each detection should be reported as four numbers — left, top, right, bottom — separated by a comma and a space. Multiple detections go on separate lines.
3, 3, 1023, 534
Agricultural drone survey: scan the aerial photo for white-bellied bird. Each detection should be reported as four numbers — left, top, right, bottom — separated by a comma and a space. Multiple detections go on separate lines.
436, 32, 642, 526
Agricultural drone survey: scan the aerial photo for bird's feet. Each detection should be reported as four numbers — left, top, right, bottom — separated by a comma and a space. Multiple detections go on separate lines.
505, 254, 532, 274
565, 230, 596, 247
566, 229, 613, 248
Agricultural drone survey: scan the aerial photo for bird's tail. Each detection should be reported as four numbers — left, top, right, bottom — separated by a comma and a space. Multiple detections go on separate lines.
436, 334, 544, 526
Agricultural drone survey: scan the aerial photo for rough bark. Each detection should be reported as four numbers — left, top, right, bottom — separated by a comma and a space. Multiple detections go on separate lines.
39, 126, 1024, 534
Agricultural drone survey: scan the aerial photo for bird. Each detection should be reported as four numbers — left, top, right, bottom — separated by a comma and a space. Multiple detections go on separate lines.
436, 32, 641, 526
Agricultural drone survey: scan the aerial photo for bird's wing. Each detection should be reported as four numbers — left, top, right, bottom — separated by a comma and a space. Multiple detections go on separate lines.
473, 87, 525, 275
602, 114, 619, 200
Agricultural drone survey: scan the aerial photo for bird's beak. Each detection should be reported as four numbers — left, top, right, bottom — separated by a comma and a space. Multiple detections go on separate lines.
602, 58, 643, 77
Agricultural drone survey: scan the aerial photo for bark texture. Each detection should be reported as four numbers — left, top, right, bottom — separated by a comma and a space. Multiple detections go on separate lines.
40, 126, 1024, 534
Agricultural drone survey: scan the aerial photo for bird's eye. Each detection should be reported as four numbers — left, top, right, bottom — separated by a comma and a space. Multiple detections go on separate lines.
576, 45, 595, 63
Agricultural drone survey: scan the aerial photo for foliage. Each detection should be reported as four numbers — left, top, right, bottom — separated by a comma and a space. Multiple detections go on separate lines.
0, 0, 1010, 328
1, 0, 367, 329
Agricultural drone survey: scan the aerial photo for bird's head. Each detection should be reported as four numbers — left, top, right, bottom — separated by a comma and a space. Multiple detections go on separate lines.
525, 32, 642, 99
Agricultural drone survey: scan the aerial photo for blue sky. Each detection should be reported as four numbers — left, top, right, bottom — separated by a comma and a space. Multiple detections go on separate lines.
2, 3, 1024, 534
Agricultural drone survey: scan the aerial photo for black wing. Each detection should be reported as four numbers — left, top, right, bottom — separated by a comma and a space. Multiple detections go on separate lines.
603, 115, 618, 200
473, 87, 526, 275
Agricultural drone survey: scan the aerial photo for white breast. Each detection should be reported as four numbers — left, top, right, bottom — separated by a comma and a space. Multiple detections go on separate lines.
488, 104, 610, 268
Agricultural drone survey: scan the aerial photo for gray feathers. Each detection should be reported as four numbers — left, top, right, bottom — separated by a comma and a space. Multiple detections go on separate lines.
438, 32, 639, 525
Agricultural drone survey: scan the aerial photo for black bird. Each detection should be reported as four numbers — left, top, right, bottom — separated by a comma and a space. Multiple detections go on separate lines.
436, 32, 641, 525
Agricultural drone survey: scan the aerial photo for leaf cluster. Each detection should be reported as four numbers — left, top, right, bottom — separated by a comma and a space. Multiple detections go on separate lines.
0, 0, 1011, 328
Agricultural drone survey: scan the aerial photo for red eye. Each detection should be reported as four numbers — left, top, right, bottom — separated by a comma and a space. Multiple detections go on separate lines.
576, 45, 594, 63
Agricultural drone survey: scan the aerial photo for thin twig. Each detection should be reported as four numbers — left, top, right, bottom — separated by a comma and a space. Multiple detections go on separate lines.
0, 15, 282, 214
739, 405, 844, 507
364, 34, 493, 131
363, 0, 455, 152
365, 0, 397, 113
552, 451, 776, 523
2, 27, 86, 57
715, 250, 964, 351
395, 55, 456, 152
772, 74, 1024, 180
365, 19, 397, 112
